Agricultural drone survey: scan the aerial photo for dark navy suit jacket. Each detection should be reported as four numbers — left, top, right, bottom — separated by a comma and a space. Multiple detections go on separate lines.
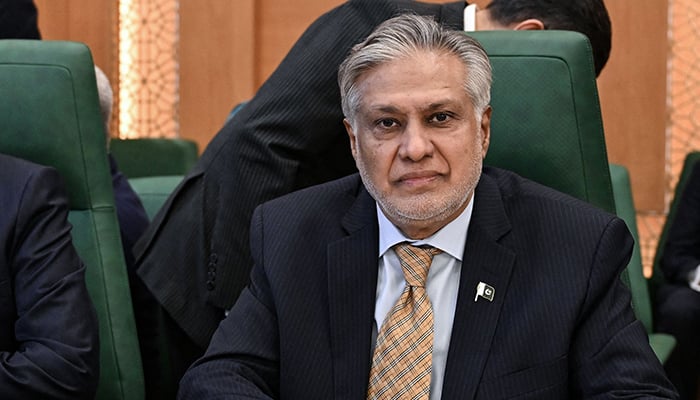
0, 154, 99, 398
179, 168, 677, 399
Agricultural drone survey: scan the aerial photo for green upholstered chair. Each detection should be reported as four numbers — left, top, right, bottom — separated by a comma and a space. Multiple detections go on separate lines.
110, 137, 199, 179
128, 175, 186, 220
609, 164, 676, 363
0, 39, 144, 400
470, 30, 615, 214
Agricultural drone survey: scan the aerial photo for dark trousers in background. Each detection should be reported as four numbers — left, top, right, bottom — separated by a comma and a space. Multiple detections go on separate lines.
655, 284, 700, 400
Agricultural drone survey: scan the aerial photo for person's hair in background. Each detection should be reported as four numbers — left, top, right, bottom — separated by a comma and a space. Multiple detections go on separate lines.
0, 0, 41, 39
486, 0, 611, 76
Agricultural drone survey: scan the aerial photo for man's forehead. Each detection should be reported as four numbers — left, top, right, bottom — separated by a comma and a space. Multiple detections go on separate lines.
362, 98, 467, 113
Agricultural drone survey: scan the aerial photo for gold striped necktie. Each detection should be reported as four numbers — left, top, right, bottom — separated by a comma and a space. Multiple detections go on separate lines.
367, 243, 441, 400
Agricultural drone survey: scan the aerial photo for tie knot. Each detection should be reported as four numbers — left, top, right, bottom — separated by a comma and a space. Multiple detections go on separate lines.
393, 243, 441, 287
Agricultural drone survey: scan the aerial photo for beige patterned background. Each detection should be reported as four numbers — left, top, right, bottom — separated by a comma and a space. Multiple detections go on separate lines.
638, 0, 699, 275
118, 0, 179, 139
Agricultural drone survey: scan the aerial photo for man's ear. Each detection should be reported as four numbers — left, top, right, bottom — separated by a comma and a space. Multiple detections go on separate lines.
480, 106, 492, 159
512, 18, 545, 31
344, 118, 358, 159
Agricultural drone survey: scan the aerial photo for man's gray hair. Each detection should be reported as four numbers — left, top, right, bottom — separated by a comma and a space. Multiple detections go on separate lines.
94, 65, 113, 140
338, 13, 492, 124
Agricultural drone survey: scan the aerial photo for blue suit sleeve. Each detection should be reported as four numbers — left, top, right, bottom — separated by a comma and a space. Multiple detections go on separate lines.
571, 217, 678, 398
0, 166, 100, 399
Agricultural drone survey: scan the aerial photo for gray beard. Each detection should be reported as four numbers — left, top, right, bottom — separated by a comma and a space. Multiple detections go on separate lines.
356, 150, 482, 232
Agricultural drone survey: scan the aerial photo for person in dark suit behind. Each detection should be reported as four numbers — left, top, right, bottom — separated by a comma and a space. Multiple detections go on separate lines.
655, 160, 700, 399
134, 0, 613, 388
0, 153, 100, 399
0, 0, 41, 39
178, 13, 675, 400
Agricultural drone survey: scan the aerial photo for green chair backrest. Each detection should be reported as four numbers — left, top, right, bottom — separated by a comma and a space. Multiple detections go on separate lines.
0, 39, 144, 400
470, 30, 615, 214
609, 164, 651, 330
110, 137, 199, 178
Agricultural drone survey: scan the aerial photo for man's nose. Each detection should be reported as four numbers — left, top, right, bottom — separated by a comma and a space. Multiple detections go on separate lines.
398, 122, 433, 161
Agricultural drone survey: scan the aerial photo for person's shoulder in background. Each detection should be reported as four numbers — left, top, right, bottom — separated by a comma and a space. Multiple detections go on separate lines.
0, 0, 41, 39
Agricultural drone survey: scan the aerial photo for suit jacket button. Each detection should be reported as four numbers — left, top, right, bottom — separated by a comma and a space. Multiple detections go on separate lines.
206, 281, 215, 291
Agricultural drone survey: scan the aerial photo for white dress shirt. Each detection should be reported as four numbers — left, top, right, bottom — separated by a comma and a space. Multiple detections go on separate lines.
374, 197, 474, 400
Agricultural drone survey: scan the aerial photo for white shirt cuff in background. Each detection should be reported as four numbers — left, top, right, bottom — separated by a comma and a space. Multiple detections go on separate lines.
464, 4, 477, 32
689, 264, 700, 292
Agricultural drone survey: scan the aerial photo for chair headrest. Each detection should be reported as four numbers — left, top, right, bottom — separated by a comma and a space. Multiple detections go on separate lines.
0, 39, 112, 209
470, 30, 613, 213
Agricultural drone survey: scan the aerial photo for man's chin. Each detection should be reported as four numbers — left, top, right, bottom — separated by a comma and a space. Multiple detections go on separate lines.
384, 201, 449, 224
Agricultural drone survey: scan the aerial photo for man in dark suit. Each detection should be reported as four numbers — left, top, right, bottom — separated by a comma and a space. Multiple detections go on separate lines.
656, 160, 700, 399
0, 153, 100, 399
134, 0, 613, 386
178, 13, 675, 399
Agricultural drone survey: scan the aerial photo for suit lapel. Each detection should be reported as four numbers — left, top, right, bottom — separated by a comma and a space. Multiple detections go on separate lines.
325, 172, 517, 398
328, 187, 379, 400
442, 173, 516, 399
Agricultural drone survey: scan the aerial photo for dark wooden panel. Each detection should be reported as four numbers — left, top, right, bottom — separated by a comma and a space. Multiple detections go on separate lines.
35, 0, 115, 80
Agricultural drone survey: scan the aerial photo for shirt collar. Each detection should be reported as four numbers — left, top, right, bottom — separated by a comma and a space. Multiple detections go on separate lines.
377, 196, 474, 261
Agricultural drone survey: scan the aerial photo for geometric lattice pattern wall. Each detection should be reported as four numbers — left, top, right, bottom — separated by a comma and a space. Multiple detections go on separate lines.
638, 0, 700, 274
667, 0, 700, 177
118, 0, 179, 139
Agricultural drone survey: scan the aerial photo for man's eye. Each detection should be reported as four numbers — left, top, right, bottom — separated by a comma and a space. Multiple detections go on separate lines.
378, 119, 397, 128
430, 113, 450, 123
